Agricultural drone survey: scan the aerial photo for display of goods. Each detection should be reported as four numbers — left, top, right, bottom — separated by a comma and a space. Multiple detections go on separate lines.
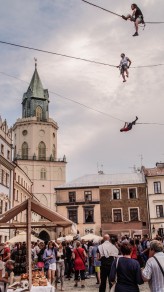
21, 273, 29, 280
39, 278, 47, 286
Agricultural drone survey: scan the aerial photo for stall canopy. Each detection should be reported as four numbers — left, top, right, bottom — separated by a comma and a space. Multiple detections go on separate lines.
0, 198, 73, 228
0, 198, 73, 289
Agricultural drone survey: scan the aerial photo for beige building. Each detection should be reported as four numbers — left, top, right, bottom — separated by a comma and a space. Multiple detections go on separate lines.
0, 116, 14, 242
12, 164, 33, 237
12, 64, 66, 240
55, 174, 102, 236
143, 163, 164, 238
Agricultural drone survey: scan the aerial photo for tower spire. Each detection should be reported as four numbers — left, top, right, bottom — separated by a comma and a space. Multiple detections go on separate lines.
34, 58, 37, 69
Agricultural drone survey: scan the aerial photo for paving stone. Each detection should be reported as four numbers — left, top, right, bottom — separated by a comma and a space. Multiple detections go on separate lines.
56, 276, 150, 292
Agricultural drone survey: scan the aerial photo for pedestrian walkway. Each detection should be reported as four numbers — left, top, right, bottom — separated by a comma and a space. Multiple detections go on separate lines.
60, 276, 150, 292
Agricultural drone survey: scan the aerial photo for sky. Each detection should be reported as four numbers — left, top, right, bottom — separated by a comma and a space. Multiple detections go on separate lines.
0, 0, 164, 181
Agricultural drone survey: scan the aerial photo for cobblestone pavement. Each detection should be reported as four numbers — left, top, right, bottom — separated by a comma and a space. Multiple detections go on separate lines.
56, 276, 150, 292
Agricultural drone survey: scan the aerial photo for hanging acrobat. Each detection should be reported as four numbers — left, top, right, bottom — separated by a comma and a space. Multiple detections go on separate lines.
120, 117, 138, 132
117, 53, 131, 83
122, 4, 144, 36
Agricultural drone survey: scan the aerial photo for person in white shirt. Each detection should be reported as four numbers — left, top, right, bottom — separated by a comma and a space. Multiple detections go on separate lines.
117, 53, 131, 82
98, 234, 118, 292
142, 240, 164, 292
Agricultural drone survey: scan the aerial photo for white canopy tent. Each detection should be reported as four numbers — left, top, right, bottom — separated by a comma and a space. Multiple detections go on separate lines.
8, 231, 44, 244
81, 234, 103, 241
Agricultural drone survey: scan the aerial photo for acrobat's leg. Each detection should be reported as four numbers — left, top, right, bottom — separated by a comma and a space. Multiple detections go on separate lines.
122, 14, 132, 21
121, 71, 126, 82
133, 19, 140, 36
125, 68, 129, 78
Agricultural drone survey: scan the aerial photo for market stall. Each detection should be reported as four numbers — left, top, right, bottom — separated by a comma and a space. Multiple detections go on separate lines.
0, 198, 73, 291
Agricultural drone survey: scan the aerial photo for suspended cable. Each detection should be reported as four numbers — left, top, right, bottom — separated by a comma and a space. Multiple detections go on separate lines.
137, 122, 164, 126
0, 40, 116, 68
1, 70, 164, 126
81, 0, 164, 24
0, 70, 124, 122
81, 0, 122, 18
49, 90, 125, 122
0, 40, 163, 69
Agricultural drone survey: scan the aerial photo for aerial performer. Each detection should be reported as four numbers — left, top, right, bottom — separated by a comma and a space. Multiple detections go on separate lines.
117, 53, 131, 83
120, 117, 138, 132
122, 3, 144, 36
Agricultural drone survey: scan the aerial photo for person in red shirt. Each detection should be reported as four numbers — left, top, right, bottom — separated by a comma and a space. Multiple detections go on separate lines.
120, 117, 138, 132
72, 241, 87, 288
3, 243, 11, 262
130, 239, 137, 260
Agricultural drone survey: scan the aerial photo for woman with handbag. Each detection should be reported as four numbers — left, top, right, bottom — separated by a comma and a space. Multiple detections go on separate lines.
109, 243, 143, 292
72, 241, 87, 288
56, 242, 65, 291
37, 242, 45, 270
43, 241, 57, 285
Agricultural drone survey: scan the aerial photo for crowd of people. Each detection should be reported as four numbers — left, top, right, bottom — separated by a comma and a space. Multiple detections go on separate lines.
0, 233, 163, 292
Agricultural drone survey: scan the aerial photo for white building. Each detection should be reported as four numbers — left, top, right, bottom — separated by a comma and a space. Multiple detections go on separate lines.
12, 64, 67, 241
143, 163, 164, 238
0, 116, 14, 242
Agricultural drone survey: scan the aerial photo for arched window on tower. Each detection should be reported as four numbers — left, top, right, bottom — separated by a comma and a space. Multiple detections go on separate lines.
52, 144, 56, 159
36, 106, 43, 121
22, 142, 28, 159
40, 168, 46, 180
38, 141, 46, 160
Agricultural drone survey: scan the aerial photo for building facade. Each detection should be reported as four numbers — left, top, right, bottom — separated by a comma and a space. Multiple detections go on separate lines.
100, 173, 149, 238
55, 175, 102, 236
0, 116, 14, 242
143, 163, 164, 238
12, 64, 67, 239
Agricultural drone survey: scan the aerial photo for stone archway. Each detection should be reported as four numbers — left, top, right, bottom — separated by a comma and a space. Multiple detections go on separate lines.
39, 230, 50, 242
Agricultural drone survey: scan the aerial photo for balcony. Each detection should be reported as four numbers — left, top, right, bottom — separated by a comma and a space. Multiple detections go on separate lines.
14, 155, 66, 162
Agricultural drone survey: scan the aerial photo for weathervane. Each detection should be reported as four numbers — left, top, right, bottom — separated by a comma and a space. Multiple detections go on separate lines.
34, 58, 37, 69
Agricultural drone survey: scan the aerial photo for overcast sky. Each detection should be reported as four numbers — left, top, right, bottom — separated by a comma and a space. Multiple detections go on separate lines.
0, 0, 164, 181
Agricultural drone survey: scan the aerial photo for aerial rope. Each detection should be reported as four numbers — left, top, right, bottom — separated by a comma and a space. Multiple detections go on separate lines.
0, 40, 163, 70
81, 0, 164, 24
1, 70, 164, 129
81, 0, 122, 18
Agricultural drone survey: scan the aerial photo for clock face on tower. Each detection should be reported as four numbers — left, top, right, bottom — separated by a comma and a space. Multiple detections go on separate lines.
22, 130, 28, 136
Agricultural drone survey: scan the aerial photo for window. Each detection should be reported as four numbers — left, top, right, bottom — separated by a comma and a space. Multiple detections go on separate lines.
40, 168, 46, 180
68, 208, 78, 223
0, 201, 3, 214
38, 142, 46, 160
22, 142, 28, 159
84, 191, 92, 202
156, 205, 163, 218
84, 207, 94, 223
129, 208, 139, 221
1, 144, 4, 155
154, 182, 161, 194
113, 209, 122, 222
5, 202, 8, 212
129, 188, 137, 199
7, 150, 10, 160
36, 106, 43, 121
113, 189, 121, 200
1, 169, 4, 185
69, 192, 76, 203
52, 145, 56, 159
6, 173, 9, 187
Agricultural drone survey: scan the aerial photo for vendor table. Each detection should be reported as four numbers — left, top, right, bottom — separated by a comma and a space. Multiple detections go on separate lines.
7, 283, 55, 292
30, 283, 55, 292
